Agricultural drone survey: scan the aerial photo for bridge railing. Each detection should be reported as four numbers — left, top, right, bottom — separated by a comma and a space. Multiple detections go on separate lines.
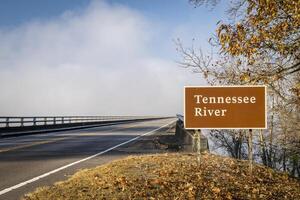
0, 116, 154, 128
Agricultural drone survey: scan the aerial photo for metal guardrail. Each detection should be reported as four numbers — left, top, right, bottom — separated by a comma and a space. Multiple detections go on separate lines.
0, 116, 169, 137
0, 116, 158, 128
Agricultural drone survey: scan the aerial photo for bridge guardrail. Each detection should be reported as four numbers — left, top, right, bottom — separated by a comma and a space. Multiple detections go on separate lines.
0, 116, 154, 128
0, 116, 168, 137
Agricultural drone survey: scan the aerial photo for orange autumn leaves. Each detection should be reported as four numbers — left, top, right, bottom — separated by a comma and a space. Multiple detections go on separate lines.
23, 153, 300, 200
217, 0, 300, 61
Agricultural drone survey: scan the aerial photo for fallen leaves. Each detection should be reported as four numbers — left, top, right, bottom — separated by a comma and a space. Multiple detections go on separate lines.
23, 153, 300, 200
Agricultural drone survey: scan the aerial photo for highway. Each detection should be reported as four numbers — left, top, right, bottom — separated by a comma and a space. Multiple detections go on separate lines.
0, 118, 175, 200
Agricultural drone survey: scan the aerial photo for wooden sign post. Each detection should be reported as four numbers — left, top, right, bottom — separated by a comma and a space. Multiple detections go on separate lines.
195, 129, 201, 165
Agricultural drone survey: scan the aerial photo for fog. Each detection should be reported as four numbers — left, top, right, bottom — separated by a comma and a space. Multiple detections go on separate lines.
0, 1, 203, 116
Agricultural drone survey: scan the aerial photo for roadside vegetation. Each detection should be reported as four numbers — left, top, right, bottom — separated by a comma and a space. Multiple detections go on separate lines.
178, 0, 300, 177
23, 153, 300, 200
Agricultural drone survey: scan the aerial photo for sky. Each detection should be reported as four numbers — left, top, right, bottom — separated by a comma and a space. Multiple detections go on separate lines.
0, 0, 228, 116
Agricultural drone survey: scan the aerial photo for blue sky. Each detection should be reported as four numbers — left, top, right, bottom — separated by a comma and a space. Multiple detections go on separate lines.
0, 0, 226, 27
0, 0, 227, 53
0, 0, 228, 115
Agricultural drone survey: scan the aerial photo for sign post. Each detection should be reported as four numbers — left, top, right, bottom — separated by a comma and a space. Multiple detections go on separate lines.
195, 129, 201, 164
184, 85, 267, 170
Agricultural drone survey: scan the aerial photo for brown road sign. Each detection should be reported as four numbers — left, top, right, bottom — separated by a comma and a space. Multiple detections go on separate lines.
184, 86, 267, 129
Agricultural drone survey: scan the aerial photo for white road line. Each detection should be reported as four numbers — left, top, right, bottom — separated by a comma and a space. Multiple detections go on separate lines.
0, 120, 176, 196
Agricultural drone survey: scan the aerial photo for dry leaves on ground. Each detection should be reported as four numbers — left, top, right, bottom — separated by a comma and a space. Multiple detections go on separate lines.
23, 153, 300, 200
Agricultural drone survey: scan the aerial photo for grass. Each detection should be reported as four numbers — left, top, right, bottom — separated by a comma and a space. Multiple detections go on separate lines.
23, 153, 300, 200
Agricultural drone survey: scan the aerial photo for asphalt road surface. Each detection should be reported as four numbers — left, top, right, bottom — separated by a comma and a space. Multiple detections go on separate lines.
0, 118, 175, 200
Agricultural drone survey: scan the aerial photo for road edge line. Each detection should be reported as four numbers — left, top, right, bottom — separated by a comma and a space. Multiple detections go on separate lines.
0, 119, 176, 196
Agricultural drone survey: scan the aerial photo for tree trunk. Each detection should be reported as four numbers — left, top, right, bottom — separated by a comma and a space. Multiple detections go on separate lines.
259, 129, 268, 166
248, 129, 253, 175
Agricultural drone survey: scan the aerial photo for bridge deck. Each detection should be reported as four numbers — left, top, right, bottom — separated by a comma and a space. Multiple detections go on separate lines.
0, 118, 175, 200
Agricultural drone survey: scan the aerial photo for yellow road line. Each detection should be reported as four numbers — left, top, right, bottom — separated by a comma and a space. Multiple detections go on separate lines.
58, 123, 142, 136
0, 137, 68, 153
0, 121, 146, 153
0, 120, 175, 196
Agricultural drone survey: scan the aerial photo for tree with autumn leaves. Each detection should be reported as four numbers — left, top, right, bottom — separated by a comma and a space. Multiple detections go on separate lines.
178, 0, 300, 176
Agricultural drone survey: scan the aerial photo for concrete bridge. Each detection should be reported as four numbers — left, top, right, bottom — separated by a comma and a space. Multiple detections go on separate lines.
0, 116, 207, 200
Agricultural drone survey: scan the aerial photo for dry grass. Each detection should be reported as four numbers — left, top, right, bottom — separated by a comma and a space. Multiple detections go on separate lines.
23, 153, 300, 200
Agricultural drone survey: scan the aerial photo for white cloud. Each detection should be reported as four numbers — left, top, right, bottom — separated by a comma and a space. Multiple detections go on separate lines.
0, 0, 203, 116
